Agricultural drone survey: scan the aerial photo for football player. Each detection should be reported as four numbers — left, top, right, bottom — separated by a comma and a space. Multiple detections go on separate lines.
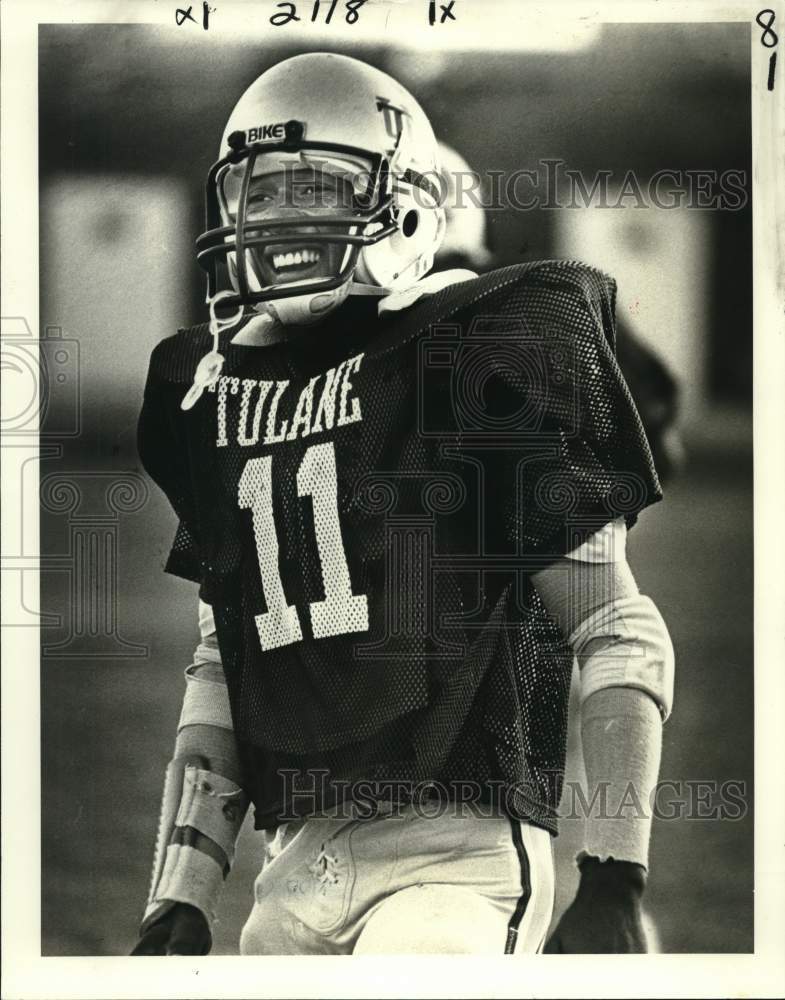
133, 52, 674, 956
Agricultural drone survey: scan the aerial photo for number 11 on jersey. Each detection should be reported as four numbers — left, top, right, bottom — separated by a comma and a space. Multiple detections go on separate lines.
237, 442, 369, 651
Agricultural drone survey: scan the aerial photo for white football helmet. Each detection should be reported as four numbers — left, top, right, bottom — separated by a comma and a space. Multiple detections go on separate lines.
196, 52, 446, 326
436, 142, 493, 271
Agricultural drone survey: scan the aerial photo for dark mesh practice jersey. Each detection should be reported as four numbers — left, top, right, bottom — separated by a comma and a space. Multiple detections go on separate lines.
138, 261, 662, 832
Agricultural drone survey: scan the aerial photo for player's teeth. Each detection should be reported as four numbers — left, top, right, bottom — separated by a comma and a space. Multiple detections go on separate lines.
271, 248, 320, 270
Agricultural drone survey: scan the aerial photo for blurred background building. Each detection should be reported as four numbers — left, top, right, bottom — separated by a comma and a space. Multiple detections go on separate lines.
35, 20, 753, 955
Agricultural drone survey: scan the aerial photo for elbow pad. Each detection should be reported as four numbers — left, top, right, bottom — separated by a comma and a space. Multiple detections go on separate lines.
569, 593, 675, 721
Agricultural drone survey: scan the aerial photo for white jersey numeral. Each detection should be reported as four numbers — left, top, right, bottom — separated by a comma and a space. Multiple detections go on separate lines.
238, 455, 303, 650
297, 442, 369, 640
237, 443, 368, 651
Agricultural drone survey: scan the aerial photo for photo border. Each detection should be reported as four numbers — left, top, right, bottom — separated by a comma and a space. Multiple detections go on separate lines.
2, 1, 783, 997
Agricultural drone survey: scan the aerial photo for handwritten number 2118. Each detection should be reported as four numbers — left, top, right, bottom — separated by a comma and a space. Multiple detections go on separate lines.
270, 0, 367, 25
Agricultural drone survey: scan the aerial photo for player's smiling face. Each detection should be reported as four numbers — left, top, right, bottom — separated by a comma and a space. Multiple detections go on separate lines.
222, 166, 358, 288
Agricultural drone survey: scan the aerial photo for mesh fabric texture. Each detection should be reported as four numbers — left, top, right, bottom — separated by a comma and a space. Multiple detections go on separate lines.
138, 260, 661, 832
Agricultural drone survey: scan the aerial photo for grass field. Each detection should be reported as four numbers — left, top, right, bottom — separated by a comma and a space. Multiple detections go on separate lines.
41, 443, 753, 955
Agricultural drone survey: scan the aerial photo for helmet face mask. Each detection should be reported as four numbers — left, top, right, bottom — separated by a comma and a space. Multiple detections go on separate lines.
199, 134, 397, 310
196, 53, 446, 325
220, 159, 373, 300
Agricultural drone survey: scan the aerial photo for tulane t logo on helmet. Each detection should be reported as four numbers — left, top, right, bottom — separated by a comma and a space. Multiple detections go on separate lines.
375, 97, 407, 147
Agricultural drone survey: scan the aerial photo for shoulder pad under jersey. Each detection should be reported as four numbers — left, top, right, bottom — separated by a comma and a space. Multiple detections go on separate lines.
144, 259, 617, 379
368, 259, 618, 356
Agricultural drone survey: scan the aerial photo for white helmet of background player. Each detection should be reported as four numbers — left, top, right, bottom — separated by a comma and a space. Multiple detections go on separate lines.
196, 52, 446, 325
435, 142, 493, 272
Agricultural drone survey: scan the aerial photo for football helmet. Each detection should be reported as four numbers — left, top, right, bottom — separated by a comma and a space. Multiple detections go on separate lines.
196, 52, 446, 326
435, 142, 493, 272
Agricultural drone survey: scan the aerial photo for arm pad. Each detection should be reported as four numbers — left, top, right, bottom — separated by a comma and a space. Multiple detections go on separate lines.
570, 592, 675, 721
578, 686, 662, 870
141, 606, 248, 933
530, 530, 675, 872
142, 758, 246, 932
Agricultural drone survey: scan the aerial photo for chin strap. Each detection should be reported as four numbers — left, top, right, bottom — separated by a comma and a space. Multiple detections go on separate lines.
346, 280, 393, 298
181, 292, 245, 411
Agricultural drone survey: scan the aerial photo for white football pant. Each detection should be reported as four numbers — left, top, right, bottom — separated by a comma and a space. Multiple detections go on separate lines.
240, 803, 554, 955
